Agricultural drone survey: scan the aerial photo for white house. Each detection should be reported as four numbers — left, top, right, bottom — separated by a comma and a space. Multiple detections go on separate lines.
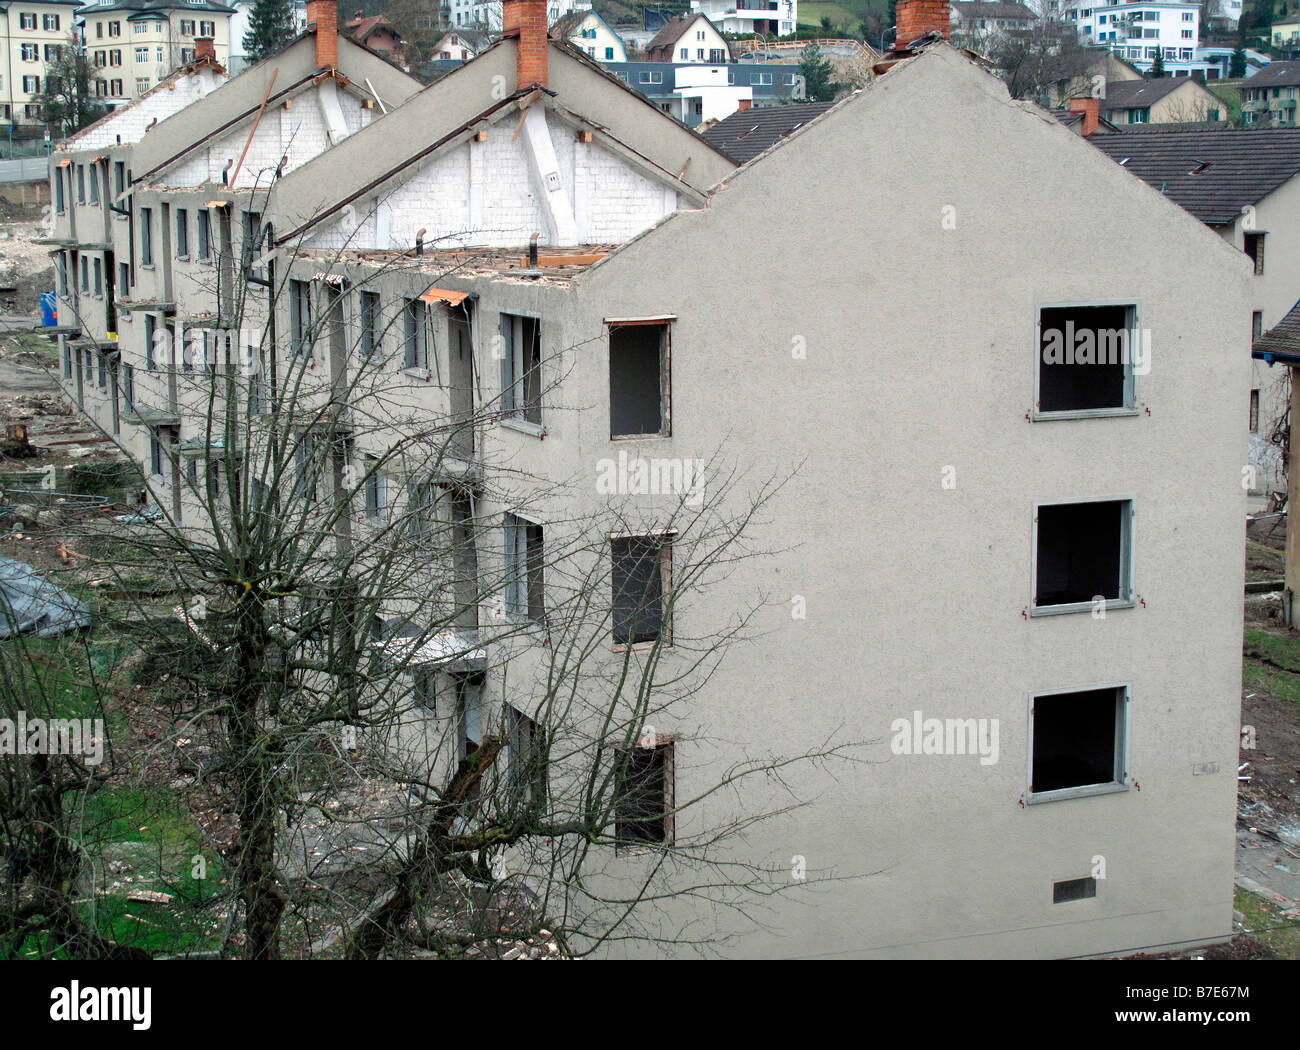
550, 8, 626, 63
1064, 1, 1205, 76
451, 0, 583, 30
689, 0, 797, 37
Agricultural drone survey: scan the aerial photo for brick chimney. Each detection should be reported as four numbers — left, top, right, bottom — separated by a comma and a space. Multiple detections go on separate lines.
895, 0, 951, 48
503, 0, 548, 89
194, 36, 215, 62
737, 98, 752, 112
307, 0, 339, 70
1069, 96, 1100, 137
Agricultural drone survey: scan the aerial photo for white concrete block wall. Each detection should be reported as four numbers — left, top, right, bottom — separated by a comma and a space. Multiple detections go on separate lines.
64, 71, 222, 151
305, 111, 678, 251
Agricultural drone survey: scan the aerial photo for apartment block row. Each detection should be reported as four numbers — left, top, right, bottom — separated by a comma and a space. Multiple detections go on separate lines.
47, 0, 1252, 957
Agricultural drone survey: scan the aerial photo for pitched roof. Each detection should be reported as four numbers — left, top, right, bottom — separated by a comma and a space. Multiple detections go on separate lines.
550, 11, 591, 38
1089, 125, 1300, 225
701, 102, 837, 163
1100, 77, 1196, 108
1254, 299, 1300, 356
345, 14, 401, 44
77, 0, 235, 13
646, 13, 716, 54
1243, 60, 1300, 89
434, 28, 493, 53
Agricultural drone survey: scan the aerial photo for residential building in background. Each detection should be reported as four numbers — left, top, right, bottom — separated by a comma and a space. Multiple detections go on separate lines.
689, 0, 796, 37
1241, 61, 1300, 127
0, 0, 82, 124
550, 7, 625, 63
450, 0, 582, 30
76, 0, 236, 104
1099, 75, 1223, 124
343, 10, 403, 63
429, 27, 491, 59
1063, 0, 1208, 77
645, 12, 730, 64
948, 1, 1037, 42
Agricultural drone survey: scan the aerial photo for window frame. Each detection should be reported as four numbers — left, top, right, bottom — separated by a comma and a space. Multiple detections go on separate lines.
614, 737, 675, 848
610, 530, 675, 648
499, 311, 543, 433
1032, 299, 1142, 420
608, 318, 672, 439
1025, 682, 1131, 804
1030, 496, 1135, 617
503, 511, 545, 624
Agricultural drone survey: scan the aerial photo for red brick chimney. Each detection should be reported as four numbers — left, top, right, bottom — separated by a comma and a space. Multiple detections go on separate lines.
737, 98, 752, 112
308, 0, 339, 70
895, 0, 951, 48
194, 36, 215, 62
503, 0, 548, 89
1069, 96, 1100, 137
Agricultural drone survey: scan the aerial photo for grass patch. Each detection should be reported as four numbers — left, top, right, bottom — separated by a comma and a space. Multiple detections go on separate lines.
3, 331, 59, 368
797, 1, 866, 28
1234, 887, 1300, 959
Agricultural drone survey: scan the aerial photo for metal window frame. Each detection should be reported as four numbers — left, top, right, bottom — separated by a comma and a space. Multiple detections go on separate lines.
1025, 682, 1131, 804
1032, 299, 1142, 420
1029, 496, 1135, 617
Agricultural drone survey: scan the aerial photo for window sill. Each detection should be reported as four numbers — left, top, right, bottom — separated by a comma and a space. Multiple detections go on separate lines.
500, 416, 545, 439
611, 430, 670, 441
612, 637, 671, 653
1025, 781, 1129, 806
1029, 599, 1134, 618
401, 367, 433, 382
176, 255, 189, 263
1032, 407, 1140, 422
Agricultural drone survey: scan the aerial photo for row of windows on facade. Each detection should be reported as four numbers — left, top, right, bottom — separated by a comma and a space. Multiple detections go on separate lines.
91, 18, 215, 38
91, 42, 203, 66
615, 69, 798, 86
15, 12, 61, 31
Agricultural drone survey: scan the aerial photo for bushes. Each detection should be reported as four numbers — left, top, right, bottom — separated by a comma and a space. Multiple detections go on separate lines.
66, 460, 139, 498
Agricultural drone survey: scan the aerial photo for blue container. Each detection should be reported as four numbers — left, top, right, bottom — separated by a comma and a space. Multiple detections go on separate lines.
40, 292, 56, 327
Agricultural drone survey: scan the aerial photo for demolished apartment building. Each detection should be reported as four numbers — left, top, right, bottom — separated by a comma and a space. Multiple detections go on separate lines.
50, 0, 1250, 957
48, 3, 422, 483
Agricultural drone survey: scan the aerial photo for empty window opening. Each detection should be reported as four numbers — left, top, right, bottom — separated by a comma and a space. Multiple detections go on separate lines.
609, 322, 670, 438
289, 279, 312, 357
1031, 686, 1126, 797
1034, 500, 1131, 610
403, 298, 428, 371
1038, 304, 1135, 414
500, 313, 541, 424
363, 454, 386, 520
1245, 232, 1265, 275
1250, 389, 1260, 433
1053, 876, 1098, 903
507, 705, 547, 810
615, 741, 673, 846
451, 493, 478, 629
360, 290, 380, 358
611, 535, 671, 645
504, 513, 544, 623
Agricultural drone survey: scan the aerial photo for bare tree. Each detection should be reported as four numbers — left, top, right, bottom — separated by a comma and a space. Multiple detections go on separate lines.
5, 171, 862, 959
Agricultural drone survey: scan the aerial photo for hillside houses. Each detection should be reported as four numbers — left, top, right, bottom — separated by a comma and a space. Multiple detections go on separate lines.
45, 0, 1253, 959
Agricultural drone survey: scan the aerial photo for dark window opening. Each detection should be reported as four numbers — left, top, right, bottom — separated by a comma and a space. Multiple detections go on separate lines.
1053, 876, 1098, 903
360, 290, 380, 358
505, 513, 544, 623
1035, 500, 1129, 608
500, 313, 541, 424
1250, 389, 1260, 433
612, 535, 669, 645
1038, 305, 1133, 413
507, 705, 548, 810
1031, 687, 1125, 795
615, 742, 673, 845
290, 279, 311, 357
1245, 232, 1265, 275
609, 322, 669, 437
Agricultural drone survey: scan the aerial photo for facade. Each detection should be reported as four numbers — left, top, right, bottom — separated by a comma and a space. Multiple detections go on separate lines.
550, 8, 625, 64
46, 2, 421, 473
450, 0, 580, 31
429, 28, 491, 60
1100, 75, 1224, 123
1240, 61, 1300, 126
645, 12, 730, 64
0, 0, 82, 124
47, 0, 1251, 959
77, 0, 236, 104
949, 0, 1037, 40
1064, 1, 1205, 76
1273, 19, 1300, 48
689, 0, 796, 37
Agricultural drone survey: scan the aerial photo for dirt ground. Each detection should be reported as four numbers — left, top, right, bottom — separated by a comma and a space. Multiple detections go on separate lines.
0, 190, 54, 316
